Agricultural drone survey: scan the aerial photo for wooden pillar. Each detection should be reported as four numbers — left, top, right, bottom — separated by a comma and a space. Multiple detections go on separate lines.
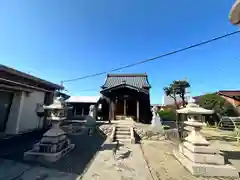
74, 106, 76, 116
112, 99, 115, 120
109, 99, 112, 120
81, 107, 84, 116
124, 99, 127, 116
109, 99, 116, 120
136, 100, 139, 122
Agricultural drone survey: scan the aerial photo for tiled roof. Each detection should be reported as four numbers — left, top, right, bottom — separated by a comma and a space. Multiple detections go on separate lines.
65, 96, 100, 103
101, 74, 151, 89
0, 64, 63, 90
217, 90, 240, 97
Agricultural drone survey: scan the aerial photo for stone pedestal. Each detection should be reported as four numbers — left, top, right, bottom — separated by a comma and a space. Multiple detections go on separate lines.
24, 97, 75, 163
151, 106, 163, 133
173, 120, 239, 177
24, 120, 75, 162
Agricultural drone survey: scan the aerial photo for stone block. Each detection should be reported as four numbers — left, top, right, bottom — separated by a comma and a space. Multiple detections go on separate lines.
24, 144, 75, 163
179, 144, 224, 165
173, 149, 239, 178
183, 141, 219, 154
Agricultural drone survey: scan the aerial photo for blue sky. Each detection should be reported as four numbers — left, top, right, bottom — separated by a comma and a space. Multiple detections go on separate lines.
0, 0, 239, 104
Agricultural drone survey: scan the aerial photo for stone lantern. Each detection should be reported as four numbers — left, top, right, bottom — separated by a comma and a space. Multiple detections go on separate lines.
173, 98, 238, 177
24, 96, 75, 162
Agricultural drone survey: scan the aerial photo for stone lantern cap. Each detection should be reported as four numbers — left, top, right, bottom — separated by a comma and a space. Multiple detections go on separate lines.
177, 98, 214, 114
229, 0, 240, 25
43, 96, 72, 110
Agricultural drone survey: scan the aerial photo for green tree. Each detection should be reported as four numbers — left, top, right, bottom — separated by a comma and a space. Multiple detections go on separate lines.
163, 86, 178, 108
174, 80, 190, 107
164, 80, 190, 108
158, 109, 176, 121
197, 93, 238, 117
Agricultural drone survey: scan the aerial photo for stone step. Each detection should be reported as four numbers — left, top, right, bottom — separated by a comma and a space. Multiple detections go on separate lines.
115, 131, 131, 135
115, 134, 131, 139
115, 129, 129, 133
116, 139, 132, 144
116, 126, 130, 130
116, 116, 127, 120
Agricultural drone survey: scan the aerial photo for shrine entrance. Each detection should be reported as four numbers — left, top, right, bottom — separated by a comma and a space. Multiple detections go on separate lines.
115, 97, 137, 118
99, 74, 152, 123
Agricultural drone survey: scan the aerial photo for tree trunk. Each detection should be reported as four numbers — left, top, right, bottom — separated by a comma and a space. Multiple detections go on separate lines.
174, 98, 179, 109
180, 94, 185, 107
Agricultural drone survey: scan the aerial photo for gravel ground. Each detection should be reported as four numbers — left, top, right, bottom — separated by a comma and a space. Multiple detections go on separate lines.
141, 140, 239, 180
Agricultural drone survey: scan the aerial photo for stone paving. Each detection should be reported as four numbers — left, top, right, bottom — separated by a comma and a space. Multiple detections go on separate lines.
2, 122, 240, 180
82, 142, 153, 180
0, 128, 105, 179
0, 158, 79, 180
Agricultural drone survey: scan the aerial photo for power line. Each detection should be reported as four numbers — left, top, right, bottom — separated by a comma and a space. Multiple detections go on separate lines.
62, 30, 240, 83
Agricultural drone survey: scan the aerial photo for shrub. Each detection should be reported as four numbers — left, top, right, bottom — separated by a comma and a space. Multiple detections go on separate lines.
158, 109, 176, 121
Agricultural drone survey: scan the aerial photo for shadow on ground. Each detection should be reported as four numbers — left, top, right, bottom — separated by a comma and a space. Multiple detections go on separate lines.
222, 150, 240, 160
0, 127, 106, 175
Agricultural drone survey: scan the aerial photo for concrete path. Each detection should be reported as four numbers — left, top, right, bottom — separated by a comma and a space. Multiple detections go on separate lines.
82, 143, 153, 180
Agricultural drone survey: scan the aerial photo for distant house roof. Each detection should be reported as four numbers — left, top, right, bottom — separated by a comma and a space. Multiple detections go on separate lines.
0, 64, 63, 90
193, 91, 240, 102
101, 74, 151, 89
217, 90, 240, 101
217, 90, 240, 97
65, 96, 100, 103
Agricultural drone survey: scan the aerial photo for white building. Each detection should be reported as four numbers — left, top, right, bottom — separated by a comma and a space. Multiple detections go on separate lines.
163, 87, 191, 106
0, 65, 62, 136
65, 96, 100, 118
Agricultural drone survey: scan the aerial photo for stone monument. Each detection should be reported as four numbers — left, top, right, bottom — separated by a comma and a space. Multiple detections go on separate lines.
151, 106, 163, 132
24, 96, 75, 162
86, 105, 97, 135
173, 98, 239, 177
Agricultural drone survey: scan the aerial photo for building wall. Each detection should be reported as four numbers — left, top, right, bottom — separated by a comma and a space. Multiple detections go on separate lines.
5, 91, 21, 134
67, 102, 96, 119
164, 95, 182, 105
220, 95, 240, 107
18, 91, 45, 133
5, 90, 45, 134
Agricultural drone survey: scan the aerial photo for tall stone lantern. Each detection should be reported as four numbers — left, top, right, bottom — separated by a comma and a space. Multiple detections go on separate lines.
173, 98, 238, 177
24, 96, 75, 162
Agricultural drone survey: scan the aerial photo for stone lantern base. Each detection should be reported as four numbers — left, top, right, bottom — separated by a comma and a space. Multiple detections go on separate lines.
173, 146, 238, 177
24, 144, 75, 163
173, 121, 239, 178
24, 124, 75, 163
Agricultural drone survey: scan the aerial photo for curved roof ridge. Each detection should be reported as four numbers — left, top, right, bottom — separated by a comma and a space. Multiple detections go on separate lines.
101, 73, 151, 89
107, 73, 147, 77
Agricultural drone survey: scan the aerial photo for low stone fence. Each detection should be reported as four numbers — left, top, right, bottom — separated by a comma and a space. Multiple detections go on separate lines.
98, 124, 113, 137
134, 124, 166, 141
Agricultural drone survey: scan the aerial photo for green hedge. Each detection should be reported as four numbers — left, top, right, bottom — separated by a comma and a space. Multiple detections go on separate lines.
158, 109, 176, 121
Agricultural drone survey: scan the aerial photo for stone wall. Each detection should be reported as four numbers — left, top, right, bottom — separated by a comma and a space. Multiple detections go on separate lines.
134, 125, 166, 141
98, 124, 113, 136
